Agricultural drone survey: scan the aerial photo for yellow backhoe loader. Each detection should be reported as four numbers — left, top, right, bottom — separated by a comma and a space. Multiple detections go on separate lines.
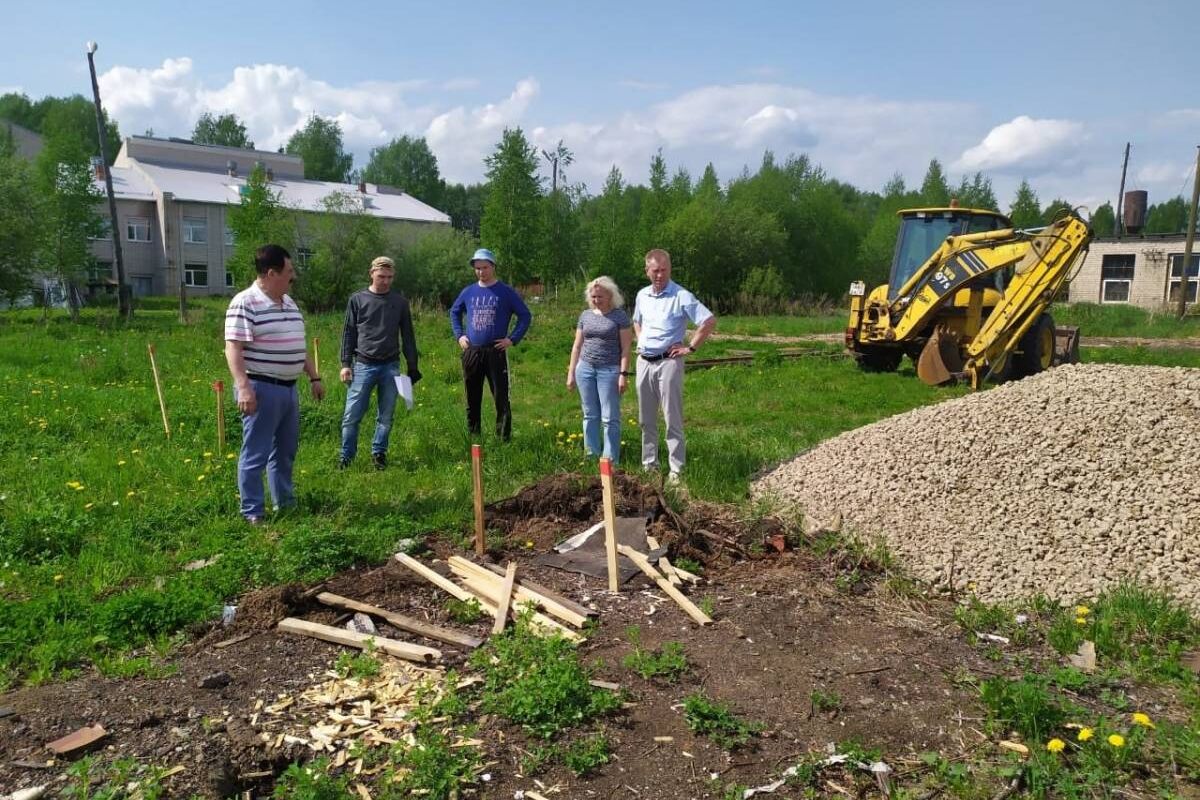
845, 206, 1092, 389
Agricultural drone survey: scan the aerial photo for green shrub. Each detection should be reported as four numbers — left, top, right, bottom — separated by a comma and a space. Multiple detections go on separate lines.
273, 759, 352, 800
384, 725, 481, 800
978, 675, 1065, 742
562, 733, 611, 776
622, 626, 689, 682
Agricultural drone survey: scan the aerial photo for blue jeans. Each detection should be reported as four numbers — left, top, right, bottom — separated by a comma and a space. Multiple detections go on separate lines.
575, 361, 621, 464
340, 360, 400, 461
237, 380, 300, 518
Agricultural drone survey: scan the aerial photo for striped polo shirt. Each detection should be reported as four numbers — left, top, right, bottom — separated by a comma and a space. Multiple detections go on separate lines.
224, 282, 307, 380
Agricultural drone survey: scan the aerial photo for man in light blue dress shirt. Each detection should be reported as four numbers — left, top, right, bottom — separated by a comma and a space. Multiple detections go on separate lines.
631, 248, 717, 483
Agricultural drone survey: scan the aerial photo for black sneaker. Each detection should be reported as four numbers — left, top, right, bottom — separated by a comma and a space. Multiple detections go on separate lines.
337, 457, 351, 471
372, 452, 387, 471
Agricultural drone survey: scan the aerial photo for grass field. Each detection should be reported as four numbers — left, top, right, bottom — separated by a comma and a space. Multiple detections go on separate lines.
0, 296, 1196, 687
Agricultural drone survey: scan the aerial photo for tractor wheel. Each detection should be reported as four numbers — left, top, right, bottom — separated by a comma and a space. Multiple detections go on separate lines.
1014, 313, 1056, 378
856, 347, 903, 373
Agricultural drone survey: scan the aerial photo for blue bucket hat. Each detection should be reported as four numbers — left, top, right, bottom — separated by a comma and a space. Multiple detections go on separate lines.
470, 248, 497, 267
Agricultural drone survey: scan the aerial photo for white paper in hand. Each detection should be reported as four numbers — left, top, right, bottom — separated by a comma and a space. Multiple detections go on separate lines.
394, 374, 414, 410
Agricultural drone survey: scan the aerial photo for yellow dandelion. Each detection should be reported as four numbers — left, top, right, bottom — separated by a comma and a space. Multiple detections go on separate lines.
1075, 605, 1090, 616
1131, 712, 1155, 729
131, 449, 141, 454
117, 460, 126, 466
557, 431, 565, 437
226, 453, 236, 460
126, 491, 136, 497
1077, 727, 1094, 741
84, 502, 94, 510
1046, 738, 1065, 753
53, 574, 63, 582
543, 422, 550, 427
1107, 734, 1125, 748
184, 458, 192, 464
203, 452, 213, 457
111, 501, 119, 507
197, 474, 206, 481
72, 484, 85, 491
1075, 617, 1087, 625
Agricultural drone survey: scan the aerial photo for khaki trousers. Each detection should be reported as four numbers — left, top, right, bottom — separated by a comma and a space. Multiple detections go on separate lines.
636, 355, 685, 474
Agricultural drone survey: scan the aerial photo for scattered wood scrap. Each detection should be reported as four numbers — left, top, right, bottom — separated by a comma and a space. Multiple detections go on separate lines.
316, 592, 482, 649
480, 561, 597, 620
45, 724, 107, 756
248, 659, 445, 759
618, 545, 712, 626
451, 557, 589, 628
492, 563, 518, 635
398, 553, 582, 642
276, 618, 441, 664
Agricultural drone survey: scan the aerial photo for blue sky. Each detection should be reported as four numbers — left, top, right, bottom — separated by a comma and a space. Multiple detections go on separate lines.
4, 0, 1197, 210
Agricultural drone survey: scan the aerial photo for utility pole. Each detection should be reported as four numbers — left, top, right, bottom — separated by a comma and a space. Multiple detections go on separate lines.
86, 41, 132, 320
1175, 146, 1200, 319
1115, 142, 1131, 237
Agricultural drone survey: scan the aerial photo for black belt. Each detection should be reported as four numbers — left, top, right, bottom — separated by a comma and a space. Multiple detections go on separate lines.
639, 352, 672, 363
247, 374, 297, 387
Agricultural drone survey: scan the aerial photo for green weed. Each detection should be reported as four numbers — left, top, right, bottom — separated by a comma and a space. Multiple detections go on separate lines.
683, 692, 763, 750
810, 687, 842, 714
622, 626, 689, 682
333, 643, 381, 680
468, 615, 620, 738
444, 596, 484, 624
273, 759, 352, 800
672, 556, 704, 575
561, 733, 612, 776
978, 674, 1065, 742
384, 724, 481, 800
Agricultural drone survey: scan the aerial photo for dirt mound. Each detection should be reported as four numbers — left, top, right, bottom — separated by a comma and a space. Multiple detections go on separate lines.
752, 363, 1200, 609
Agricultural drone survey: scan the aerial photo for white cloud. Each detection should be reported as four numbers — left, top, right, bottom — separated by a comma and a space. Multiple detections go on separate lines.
954, 115, 1085, 173
1137, 160, 1188, 184
426, 79, 539, 182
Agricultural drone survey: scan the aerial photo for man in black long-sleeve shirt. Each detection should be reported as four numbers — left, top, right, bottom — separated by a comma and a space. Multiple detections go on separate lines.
338, 256, 421, 470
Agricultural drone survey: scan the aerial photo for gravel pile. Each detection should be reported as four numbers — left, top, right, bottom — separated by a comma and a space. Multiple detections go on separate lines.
752, 363, 1200, 610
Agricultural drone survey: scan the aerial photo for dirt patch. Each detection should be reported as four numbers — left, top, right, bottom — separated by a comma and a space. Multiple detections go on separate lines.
0, 476, 1065, 798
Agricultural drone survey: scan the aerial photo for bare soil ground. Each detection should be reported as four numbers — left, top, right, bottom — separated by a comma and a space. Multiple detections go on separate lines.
0, 475, 1098, 798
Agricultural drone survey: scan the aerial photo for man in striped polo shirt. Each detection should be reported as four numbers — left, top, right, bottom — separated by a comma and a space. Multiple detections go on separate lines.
224, 244, 325, 523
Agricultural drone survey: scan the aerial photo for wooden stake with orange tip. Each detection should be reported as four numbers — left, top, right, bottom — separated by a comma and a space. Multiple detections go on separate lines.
471, 444, 485, 556
600, 457, 619, 592
147, 344, 170, 439
213, 380, 226, 452
312, 336, 321, 377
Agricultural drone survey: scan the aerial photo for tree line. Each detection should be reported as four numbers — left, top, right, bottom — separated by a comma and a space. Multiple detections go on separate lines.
2, 93, 1197, 313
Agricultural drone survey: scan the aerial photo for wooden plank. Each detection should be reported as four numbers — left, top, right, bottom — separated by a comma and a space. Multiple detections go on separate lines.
492, 563, 518, 635
394, 553, 475, 603
481, 562, 596, 619
276, 618, 441, 664
660, 556, 683, 586
600, 458, 619, 592
456, 575, 581, 642
452, 558, 590, 628
668, 562, 701, 584
316, 592, 482, 649
471, 445, 485, 556
617, 545, 711, 626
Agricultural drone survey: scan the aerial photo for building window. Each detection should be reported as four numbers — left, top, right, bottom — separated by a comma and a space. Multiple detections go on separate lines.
297, 247, 315, 269
1168, 253, 1200, 305
88, 217, 112, 241
1100, 254, 1135, 303
225, 271, 235, 288
126, 217, 151, 242
224, 225, 234, 246
183, 216, 207, 245
184, 264, 209, 287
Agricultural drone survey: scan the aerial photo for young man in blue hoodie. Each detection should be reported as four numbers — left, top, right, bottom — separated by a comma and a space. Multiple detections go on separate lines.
449, 248, 532, 441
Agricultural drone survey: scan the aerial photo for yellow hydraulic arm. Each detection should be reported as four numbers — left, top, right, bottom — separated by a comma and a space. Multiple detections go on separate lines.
961, 214, 1090, 386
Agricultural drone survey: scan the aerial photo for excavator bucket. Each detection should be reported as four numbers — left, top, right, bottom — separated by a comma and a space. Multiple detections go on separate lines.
916, 327, 964, 386
1054, 326, 1080, 366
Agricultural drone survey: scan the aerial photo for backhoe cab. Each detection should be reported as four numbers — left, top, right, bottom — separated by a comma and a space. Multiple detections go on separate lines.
846, 206, 1090, 389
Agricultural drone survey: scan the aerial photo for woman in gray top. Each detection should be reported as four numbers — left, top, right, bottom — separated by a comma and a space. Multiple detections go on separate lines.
566, 276, 633, 464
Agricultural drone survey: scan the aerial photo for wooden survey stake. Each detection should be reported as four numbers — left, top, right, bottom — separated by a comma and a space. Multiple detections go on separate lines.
312, 337, 320, 377
213, 380, 226, 452
600, 457, 619, 591
493, 562, 517, 635
147, 344, 170, 439
471, 444, 485, 555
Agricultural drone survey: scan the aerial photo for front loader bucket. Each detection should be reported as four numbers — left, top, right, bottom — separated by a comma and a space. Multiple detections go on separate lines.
917, 327, 964, 386
1054, 325, 1080, 366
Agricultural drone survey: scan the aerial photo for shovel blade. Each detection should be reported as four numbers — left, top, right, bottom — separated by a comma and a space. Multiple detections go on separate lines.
917, 327, 964, 386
